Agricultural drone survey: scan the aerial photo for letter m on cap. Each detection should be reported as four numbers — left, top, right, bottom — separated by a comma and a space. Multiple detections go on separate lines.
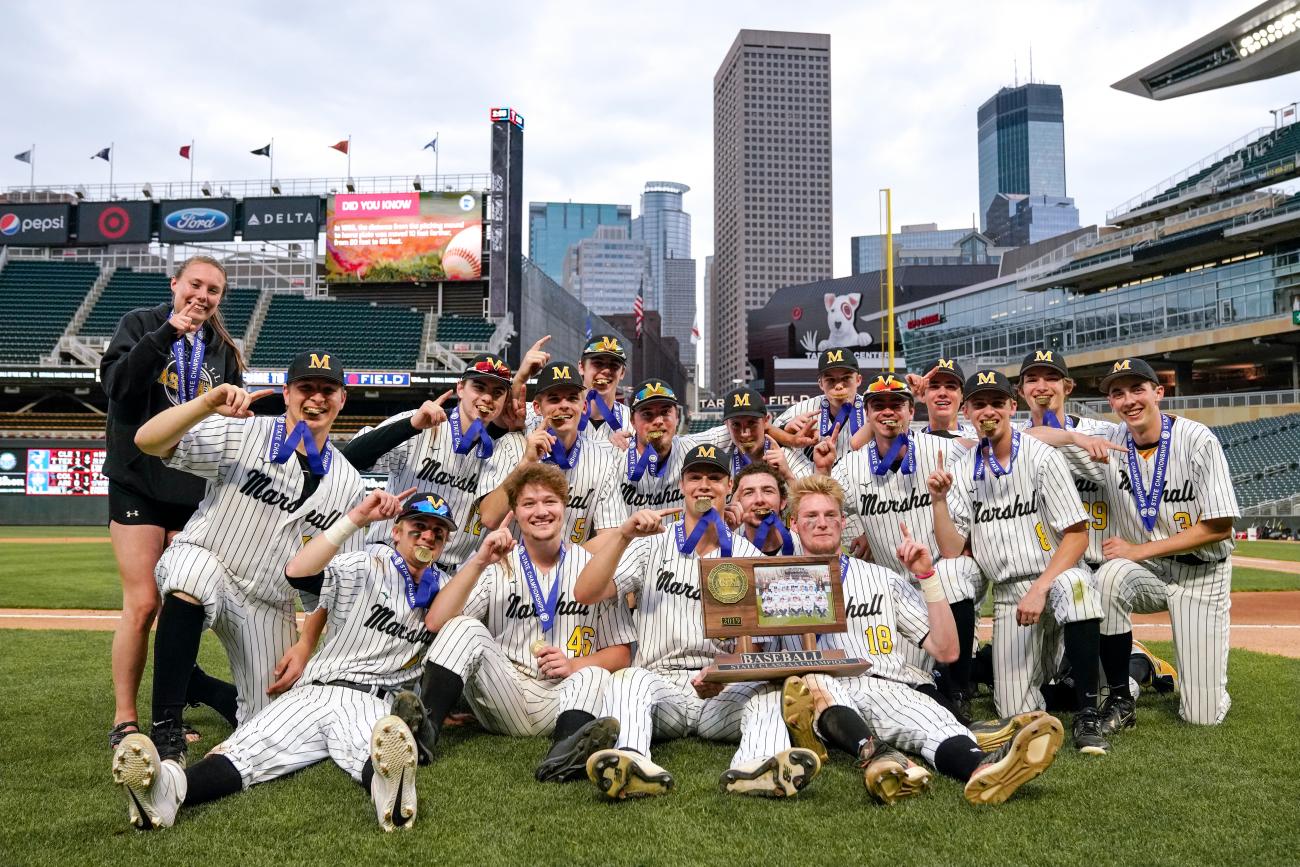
733, 392, 751, 407
552, 365, 571, 380
977, 371, 996, 385
309, 353, 331, 369
1113, 359, 1132, 373
824, 349, 844, 363
698, 445, 716, 459
1034, 350, 1054, 362
937, 359, 954, 370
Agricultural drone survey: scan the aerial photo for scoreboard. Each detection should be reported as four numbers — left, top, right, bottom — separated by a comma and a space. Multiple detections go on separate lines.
0, 447, 108, 496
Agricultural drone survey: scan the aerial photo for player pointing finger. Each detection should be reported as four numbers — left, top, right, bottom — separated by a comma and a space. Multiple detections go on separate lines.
926, 448, 954, 497
411, 390, 453, 430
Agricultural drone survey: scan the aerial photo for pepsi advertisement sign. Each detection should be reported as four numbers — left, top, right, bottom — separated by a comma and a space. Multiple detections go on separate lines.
0, 203, 72, 245
77, 201, 153, 245
158, 199, 236, 242
241, 196, 320, 241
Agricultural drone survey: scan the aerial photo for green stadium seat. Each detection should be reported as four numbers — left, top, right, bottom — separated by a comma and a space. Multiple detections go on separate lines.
250, 295, 423, 369
80, 269, 259, 338
0, 259, 100, 362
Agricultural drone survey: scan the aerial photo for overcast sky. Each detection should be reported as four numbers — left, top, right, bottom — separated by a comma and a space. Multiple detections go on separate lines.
5, 0, 1298, 284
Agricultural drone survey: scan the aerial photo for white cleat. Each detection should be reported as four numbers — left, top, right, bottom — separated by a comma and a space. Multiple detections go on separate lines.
586, 748, 674, 800
370, 715, 418, 832
112, 733, 186, 830
721, 748, 821, 798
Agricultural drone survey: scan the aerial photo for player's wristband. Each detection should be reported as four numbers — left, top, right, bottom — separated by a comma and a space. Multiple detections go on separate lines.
915, 570, 946, 603
324, 515, 361, 547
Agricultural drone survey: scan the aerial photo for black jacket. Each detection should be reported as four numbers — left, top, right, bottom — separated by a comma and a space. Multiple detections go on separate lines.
101, 303, 243, 506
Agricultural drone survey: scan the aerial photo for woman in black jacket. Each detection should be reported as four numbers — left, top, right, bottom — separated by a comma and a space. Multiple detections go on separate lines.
101, 255, 244, 747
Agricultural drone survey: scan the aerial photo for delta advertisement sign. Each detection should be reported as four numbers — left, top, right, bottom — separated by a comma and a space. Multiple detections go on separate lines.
325, 191, 483, 283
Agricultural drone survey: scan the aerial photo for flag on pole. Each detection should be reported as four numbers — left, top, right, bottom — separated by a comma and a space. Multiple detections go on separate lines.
423, 137, 438, 152
691, 314, 700, 345
91, 147, 111, 161
584, 313, 593, 342
633, 281, 645, 339
179, 144, 191, 159
14, 150, 32, 164
251, 144, 271, 157
330, 139, 349, 154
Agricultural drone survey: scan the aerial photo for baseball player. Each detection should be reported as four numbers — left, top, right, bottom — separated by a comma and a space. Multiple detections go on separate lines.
929, 369, 1109, 755
574, 445, 820, 798
813, 374, 983, 714
779, 475, 1066, 806
773, 348, 867, 456
715, 385, 815, 482
133, 350, 365, 764
515, 334, 631, 442
111, 486, 447, 832
727, 463, 800, 556
610, 378, 701, 514
411, 463, 635, 782
1016, 349, 1118, 436
1088, 357, 1238, 728
480, 361, 628, 549
340, 353, 524, 572
906, 357, 976, 442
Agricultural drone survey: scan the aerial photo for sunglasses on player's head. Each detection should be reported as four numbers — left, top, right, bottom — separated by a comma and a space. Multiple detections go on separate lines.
470, 358, 511, 378
635, 382, 677, 403
865, 376, 908, 394
405, 498, 453, 521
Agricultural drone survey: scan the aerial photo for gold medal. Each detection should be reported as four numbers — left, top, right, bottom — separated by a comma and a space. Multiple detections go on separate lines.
1034, 395, 1052, 406
413, 546, 434, 564
692, 496, 715, 515
647, 430, 665, 439
980, 419, 997, 433
530, 639, 546, 655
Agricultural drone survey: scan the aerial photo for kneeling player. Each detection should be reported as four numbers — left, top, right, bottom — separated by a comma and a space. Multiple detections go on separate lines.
112, 488, 452, 832
415, 464, 636, 781
781, 476, 1065, 806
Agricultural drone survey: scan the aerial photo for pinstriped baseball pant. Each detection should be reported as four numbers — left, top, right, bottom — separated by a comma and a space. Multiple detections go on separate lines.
807, 673, 969, 764
425, 615, 608, 736
156, 542, 296, 726
1096, 558, 1230, 725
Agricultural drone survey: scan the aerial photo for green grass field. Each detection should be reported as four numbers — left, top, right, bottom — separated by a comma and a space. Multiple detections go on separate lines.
0, 630, 1295, 866
1235, 538, 1300, 561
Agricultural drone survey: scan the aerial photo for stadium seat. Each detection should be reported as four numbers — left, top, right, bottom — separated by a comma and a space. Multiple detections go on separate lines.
435, 314, 495, 344
0, 259, 100, 363
79, 269, 258, 338
1213, 412, 1300, 506
250, 295, 423, 369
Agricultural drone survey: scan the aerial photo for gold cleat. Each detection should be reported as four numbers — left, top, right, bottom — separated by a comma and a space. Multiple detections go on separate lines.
964, 714, 1063, 806
781, 676, 828, 764
968, 711, 1048, 752
586, 749, 674, 800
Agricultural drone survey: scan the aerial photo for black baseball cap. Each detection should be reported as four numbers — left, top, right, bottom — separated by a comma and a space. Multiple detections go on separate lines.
1099, 357, 1161, 393
582, 334, 628, 363
817, 348, 859, 374
630, 378, 680, 411
681, 444, 729, 475
533, 361, 584, 396
287, 350, 345, 385
397, 491, 458, 530
1019, 349, 1070, 379
963, 370, 1018, 403
863, 373, 914, 404
929, 357, 966, 387
462, 353, 512, 384
723, 386, 766, 419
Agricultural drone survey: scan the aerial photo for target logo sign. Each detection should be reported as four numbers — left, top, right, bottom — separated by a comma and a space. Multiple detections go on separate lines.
97, 206, 131, 240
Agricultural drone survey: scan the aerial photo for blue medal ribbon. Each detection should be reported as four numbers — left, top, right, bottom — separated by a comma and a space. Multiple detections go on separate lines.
1127, 414, 1174, 532
973, 430, 1019, 481
389, 549, 442, 609
585, 389, 624, 431
1032, 411, 1073, 430
730, 437, 771, 477
839, 553, 850, 584
820, 395, 864, 438
171, 330, 206, 403
752, 512, 794, 555
674, 511, 733, 557
518, 544, 565, 634
268, 416, 332, 476
543, 428, 583, 470
448, 407, 494, 459
626, 436, 667, 481
867, 432, 914, 476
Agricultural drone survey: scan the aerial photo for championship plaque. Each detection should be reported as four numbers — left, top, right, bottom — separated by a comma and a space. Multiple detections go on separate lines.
699, 555, 870, 683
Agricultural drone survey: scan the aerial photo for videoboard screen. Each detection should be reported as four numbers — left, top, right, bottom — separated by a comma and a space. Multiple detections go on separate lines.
77, 201, 154, 245
6, 447, 109, 496
325, 191, 483, 283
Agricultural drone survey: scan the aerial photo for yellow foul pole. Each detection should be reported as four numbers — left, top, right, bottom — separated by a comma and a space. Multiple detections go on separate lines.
882, 188, 895, 371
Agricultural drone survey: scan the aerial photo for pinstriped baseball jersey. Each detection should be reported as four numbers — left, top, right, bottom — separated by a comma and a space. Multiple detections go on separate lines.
946, 433, 1090, 583
617, 430, 729, 512
462, 543, 636, 677
1051, 442, 1118, 564
774, 394, 865, 455
526, 400, 630, 444
354, 410, 524, 567
166, 415, 365, 602
832, 432, 948, 574
783, 558, 928, 681
1017, 414, 1119, 436
612, 525, 763, 672
1101, 416, 1239, 562
299, 543, 437, 686
538, 435, 628, 543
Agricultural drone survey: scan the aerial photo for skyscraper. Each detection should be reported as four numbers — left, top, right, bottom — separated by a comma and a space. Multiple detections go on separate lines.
712, 29, 833, 390
631, 181, 696, 368
528, 201, 631, 284
976, 82, 1067, 231
561, 225, 651, 317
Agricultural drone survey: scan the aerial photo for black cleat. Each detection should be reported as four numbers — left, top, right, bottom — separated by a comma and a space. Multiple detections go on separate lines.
390, 690, 437, 765
536, 717, 620, 783
149, 719, 189, 768
1099, 694, 1137, 736
1071, 708, 1110, 756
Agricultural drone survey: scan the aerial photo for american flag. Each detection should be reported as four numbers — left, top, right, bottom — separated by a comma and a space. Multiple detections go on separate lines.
633, 279, 644, 338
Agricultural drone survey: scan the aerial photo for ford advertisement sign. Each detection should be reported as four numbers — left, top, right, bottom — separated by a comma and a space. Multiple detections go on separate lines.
158, 199, 236, 242
0, 203, 72, 245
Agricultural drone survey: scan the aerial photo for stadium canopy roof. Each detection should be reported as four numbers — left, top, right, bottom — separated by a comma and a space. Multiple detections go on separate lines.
1113, 1, 1300, 99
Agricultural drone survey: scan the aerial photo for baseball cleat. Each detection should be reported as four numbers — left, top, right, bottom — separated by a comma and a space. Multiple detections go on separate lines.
586, 748, 674, 800
1099, 694, 1137, 736
149, 719, 190, 768
858, 739, 931, 805
968, 711, 1048, 752
390, 690, 436, 765
781, 677, 829, 764
1131, 640, 1178, 693
1071, 708, 1110, 756
720, 748, 821, 798
964, 713, 1063, 806
112, 733, 186, 830
370, 715, 417, 831
536, 717, 620, 783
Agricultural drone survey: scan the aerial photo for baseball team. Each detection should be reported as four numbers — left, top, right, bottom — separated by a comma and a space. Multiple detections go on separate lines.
102, 256, 1236, 832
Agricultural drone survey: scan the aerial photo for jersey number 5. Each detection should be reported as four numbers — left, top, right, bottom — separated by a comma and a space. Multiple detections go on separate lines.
570, 518, 588, 544
566, 626, 594, 657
